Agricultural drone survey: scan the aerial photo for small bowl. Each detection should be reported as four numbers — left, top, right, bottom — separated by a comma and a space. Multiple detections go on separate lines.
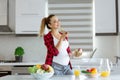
31, 72, 54, 80
84, 73, 100, 78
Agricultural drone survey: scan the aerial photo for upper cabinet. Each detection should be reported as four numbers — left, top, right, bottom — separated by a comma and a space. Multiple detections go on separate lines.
118, 0, 120, 32
0, 0, 7, 25
9, 0, 47, 35
95, 0, 118, 35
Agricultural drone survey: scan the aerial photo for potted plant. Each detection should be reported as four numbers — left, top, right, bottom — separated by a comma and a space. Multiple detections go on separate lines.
14, 46, 25, 62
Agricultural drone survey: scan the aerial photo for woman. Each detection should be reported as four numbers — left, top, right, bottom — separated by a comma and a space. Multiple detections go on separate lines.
39, 14, 73, 75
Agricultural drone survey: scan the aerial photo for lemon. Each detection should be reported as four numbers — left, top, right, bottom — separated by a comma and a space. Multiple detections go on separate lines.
48, 65, 54, 72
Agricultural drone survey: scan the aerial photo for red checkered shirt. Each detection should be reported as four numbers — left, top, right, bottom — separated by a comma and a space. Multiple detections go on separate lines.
44, 31, 72, 69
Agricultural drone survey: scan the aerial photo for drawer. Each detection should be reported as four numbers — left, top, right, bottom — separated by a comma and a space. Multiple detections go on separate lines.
12, 66, 32, 75
0, 71, 11, 77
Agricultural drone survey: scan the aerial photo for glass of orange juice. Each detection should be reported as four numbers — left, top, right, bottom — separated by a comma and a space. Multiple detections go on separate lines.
99, 58, 112, 77
73, 66, 80, 77
100, 71, 110, 77
74, 69, 80, 77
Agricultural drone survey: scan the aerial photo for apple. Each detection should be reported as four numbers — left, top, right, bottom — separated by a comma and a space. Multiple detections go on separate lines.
41, 64, 49, 71
87, 69, 91, 72
78, 48, 82, 52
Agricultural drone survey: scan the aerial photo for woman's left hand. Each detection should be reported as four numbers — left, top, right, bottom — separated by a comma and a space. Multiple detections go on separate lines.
68, 52, 73, 58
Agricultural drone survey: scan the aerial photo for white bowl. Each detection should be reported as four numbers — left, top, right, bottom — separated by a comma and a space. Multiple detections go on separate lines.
84, 73, 100, 78
31, 72, 54, 80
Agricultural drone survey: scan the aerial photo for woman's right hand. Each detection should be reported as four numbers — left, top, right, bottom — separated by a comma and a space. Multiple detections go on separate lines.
56, 32, 68, 50
60, 32, 68, 41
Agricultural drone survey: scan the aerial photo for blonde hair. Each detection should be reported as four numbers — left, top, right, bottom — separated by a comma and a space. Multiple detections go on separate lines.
39, 18, 46, 37
39, 14, 55, 37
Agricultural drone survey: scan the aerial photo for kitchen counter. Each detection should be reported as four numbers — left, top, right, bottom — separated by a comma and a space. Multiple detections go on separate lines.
0, 61, 44, 66
0, 61, 44, 75
1, 65, 120, 80
0, 75, 89, 80
0, 74, 120, 80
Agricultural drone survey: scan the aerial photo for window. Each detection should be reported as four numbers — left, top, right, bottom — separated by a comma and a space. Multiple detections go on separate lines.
48, 0, 94, 53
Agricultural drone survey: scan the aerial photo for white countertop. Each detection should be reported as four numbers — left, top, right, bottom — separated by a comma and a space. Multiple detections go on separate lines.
1, 66, 120, 80
0, 62, 44, 66
0, 74, 120, 80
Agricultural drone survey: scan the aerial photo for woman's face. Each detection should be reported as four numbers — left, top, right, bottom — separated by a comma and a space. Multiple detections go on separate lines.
49, 16, 60, 29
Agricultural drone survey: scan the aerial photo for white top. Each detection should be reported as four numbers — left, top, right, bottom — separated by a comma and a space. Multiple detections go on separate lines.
53, 36, 70, 65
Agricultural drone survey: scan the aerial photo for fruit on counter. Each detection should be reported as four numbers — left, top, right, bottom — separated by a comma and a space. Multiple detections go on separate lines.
81, 70, 91, 73
72, 48, 82, 57
28, 66, 38, 73
41, 64, 49, 71
87, 69, 91, 72
91, 68, 97, 74
36, 64, 41, 69
28, 64, 54, 74
81, 68, 98, 78
81, 68, 97, 74
48, 65, 54, 72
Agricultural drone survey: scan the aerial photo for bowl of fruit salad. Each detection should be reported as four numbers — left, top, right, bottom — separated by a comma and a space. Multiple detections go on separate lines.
81, 68, 100, 78
28, 64, 54, 80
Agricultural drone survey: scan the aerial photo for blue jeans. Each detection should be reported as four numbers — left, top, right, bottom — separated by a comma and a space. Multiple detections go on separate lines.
52, 62, 73, 75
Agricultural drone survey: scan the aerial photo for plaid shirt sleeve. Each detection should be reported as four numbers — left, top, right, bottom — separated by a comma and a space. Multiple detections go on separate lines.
44, 32, 59, 65
44, 33, 59, 56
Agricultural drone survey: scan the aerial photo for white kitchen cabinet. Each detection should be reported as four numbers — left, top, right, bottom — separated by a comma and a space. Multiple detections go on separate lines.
9, 0, 47, 34
0, 0, 7, 25
95, 0, 117, 35
118, 0, 120, 32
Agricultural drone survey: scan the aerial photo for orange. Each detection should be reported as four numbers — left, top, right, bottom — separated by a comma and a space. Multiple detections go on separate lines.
36, 64, 41, 69
91, 70, 97, 75
91, 68, 97, 74
91, 68, 97, 71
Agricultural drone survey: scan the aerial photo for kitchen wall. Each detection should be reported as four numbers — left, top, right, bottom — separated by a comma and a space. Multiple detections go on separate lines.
0, 34, 119, 63
0, 35, 47, 63
94, 35, 120, 63
0, 0, 120, 63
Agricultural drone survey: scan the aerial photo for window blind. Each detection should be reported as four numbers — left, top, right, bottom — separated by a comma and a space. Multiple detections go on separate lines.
48, 0, 94, 53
